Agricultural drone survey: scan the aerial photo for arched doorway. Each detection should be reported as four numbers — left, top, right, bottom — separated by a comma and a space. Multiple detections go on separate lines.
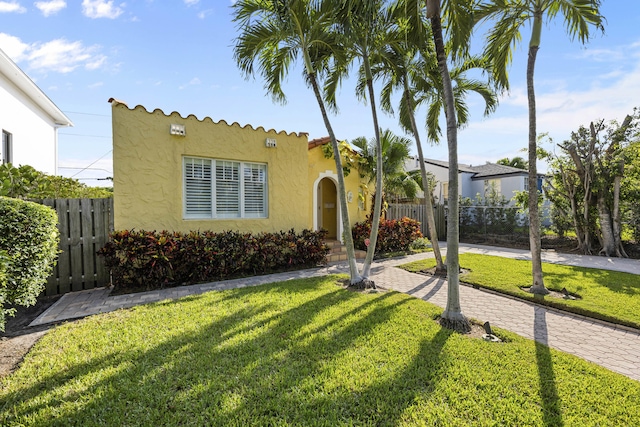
316, 177, 338, 239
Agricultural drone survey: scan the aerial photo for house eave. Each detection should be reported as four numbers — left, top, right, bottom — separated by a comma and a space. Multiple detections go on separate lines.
0, 48, 73, 127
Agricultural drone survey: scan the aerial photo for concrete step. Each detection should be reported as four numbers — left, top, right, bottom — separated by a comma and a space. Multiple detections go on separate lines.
325, 240, 367, 262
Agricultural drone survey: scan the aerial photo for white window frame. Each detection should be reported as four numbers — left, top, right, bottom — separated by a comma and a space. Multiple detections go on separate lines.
183, 156, 268, 219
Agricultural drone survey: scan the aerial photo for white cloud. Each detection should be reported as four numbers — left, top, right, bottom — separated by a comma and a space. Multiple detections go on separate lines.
88, 81, 104, 89
569, 47, 625, 63
29, 39, 94, 73
0, 33, 30, 60
464, 59, 640, 149
82, 0, 123, 19
184, 0, 199, 5
0, 33, 108, 73
0, 1, 26, 13
197, 9, 212, 19
35, 0, 66, 16
179, 77, 201, 89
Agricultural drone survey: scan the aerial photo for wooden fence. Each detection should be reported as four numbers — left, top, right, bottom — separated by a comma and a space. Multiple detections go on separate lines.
387, 203, 446, 240
35, 198, 114, 296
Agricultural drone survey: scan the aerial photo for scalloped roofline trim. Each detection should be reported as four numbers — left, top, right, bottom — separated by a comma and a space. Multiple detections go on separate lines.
108, 97, 309, 138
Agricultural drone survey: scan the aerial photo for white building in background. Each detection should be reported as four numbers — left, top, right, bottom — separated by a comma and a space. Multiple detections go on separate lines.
0, 48, 72, 174
405, 156, 545, 205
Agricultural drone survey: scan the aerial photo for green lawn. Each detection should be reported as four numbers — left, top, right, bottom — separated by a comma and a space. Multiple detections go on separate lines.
1, 276, 638, 426
400, 253, 640, 329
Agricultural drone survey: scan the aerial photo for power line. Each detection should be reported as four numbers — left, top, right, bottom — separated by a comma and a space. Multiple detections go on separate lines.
59, 167, 112, 173
70, 150, 113, 178
59, 133, 112, 139
63, 111, 111, 117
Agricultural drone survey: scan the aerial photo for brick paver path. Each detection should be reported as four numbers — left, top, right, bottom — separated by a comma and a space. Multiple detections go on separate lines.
31, 244, 640, 381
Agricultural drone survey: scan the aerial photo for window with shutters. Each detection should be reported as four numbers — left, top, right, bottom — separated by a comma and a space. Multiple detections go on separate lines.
184, 157, 267, 219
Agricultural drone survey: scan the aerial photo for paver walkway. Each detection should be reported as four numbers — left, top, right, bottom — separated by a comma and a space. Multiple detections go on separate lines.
31, 243, 640, 381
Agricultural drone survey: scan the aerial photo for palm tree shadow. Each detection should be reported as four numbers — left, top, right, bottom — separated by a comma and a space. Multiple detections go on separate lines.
534, 307, 563, 427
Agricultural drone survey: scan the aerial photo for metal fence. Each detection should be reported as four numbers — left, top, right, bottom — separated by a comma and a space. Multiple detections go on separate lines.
459, 205, 529, 238
389, 203, 551, 243
34, 198, 114, 296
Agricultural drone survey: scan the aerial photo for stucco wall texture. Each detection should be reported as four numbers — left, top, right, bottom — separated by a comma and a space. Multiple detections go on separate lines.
112, 101, 369, 236
112, 102, 312, 234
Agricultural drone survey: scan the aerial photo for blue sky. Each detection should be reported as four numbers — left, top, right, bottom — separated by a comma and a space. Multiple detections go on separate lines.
1, 1, 638, 185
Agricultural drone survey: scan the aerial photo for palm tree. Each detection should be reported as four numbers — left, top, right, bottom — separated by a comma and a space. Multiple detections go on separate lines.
426, 0, 475, 332
476, 0, 604, 295
497, 156, 528, 170
232, 0, 363, 284
374, 21, 446, 272
323, 0, 395, 283
377, 8, 497, 273
351, 129, 420, 211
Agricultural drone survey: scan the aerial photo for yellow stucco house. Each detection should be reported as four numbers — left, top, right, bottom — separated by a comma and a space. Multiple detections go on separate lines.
110, 99, 369, 241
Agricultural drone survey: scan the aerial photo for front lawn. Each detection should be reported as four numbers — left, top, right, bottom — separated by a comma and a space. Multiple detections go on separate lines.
400, 254, 640, 329
1, 275, 638, 426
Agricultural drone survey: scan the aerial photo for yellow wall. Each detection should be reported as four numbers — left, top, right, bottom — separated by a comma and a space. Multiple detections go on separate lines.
112, 102, 310, 234
307, 145, 369, 235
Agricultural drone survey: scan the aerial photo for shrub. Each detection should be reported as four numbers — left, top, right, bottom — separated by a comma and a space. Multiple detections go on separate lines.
410, 237, 432, 251
0, 163, 112, 199
352, 217, 422, 253
0, 197, 59, 331
98, 229, 329, 291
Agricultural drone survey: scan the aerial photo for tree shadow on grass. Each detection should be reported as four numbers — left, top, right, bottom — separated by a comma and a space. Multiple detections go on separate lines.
543, 267, 640, 297
2, 276, 454, 426
534, 306, 563, 427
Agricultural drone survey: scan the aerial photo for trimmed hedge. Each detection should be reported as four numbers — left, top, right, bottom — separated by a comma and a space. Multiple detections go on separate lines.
98, 229, 329, 291
0, 197, 59, 331
352, 217, 423, 253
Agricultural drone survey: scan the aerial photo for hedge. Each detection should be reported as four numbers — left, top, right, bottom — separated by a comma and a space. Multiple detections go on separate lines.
0, 197, 59, 331
352, 217, 423, 253
98, 229, 329, 291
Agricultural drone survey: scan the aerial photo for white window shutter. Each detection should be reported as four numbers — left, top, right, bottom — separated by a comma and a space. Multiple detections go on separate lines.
215, 161, 240, 217
243, 163, 267, 218
184, 158, 212, 217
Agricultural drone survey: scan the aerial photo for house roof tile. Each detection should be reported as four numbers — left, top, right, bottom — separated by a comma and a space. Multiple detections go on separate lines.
469, 163, 528, 179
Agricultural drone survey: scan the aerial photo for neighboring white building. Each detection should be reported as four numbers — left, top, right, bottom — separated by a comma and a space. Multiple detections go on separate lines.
405, 156, 544, 205
0, 48, 72, 174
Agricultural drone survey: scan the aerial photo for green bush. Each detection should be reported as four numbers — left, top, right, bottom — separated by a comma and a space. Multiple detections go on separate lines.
0, 197, 59, 331
352, 217, 423, 253
0, 163, 112, 199
97, 229, 330, 291
410, 237, 432, 250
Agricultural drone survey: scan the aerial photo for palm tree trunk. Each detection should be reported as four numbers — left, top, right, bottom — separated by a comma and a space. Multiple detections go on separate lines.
429, 1, 470, 333
361, 57, 383, 281
526, 15, 548, 295
309, 72, 362, 284
404, 88, 445, 271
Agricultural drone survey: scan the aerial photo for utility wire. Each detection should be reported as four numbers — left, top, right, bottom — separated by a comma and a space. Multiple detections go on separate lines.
70, 150, 113, 178
59, 133, 112, 139
63, 111, 111, 117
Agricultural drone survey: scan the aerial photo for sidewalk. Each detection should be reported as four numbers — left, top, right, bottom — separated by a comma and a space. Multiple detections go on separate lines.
30, 243, 640, 381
